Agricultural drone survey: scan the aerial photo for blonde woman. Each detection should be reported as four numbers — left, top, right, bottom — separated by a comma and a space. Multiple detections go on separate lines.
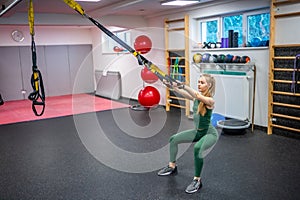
158, 74, 218, 194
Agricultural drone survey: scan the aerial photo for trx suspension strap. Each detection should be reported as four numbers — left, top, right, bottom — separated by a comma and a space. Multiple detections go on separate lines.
28, 0, 45, 116
63, 0, 182, 88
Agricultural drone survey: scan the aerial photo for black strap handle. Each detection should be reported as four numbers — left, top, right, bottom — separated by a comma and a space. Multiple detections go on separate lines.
28, 48, 46, 116
28, 69, 45, 116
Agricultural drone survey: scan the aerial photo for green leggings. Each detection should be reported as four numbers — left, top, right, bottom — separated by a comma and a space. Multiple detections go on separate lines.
169, 125, 218, 177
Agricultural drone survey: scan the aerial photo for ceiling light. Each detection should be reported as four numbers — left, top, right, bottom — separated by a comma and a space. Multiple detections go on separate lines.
161, 0, 200, 6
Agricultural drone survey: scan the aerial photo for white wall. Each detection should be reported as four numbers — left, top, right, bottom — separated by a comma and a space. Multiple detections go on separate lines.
0, 26, 93, 46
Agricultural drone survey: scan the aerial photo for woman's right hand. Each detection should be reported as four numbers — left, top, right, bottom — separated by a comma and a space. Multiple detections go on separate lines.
164, 80, 184, 88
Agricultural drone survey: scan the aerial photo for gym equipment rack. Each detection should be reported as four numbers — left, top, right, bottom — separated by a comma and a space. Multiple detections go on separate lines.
268, 0, 300, 137
164, 15, 190, 116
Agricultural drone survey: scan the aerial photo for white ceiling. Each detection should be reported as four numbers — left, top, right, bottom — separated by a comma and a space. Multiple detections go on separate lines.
0, 0, 217, 18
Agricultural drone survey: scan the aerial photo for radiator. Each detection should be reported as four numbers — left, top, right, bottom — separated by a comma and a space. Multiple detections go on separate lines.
95, 70, 121, 100
213, 74, 250, 121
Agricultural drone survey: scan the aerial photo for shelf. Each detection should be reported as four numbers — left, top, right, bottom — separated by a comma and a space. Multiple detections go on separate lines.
273, 44, 300, 47
272, 79, 299, 84
193, 62, 255, 66
168, 95, 185, 101
167, 48, 185, 52
272, 68, 296, 71
170, 73, 186, 76
271, 124, 300, 133
271, 113, 300, 121
272, 102, 300, 109
192, 62, 255, 72
275, 11, 300, 18
169, 56, 185, 59
191, 46, 268, 52
271, 91, 300, 96
165, 18, 184, 23
167, 27, 185, 32
169, 65, 186, 67
273, 56, 296, 60
169, 104, 186, 109
273, 0, 300, 6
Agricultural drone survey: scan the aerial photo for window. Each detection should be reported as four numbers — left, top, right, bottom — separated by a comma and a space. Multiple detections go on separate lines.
247, 13, 270, 47
197, 10, 270, 48
102, 29, 131, 53
223, 14, 243, 46
200, 18, 219, 43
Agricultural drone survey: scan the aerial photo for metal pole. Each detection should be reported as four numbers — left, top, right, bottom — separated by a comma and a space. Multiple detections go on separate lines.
0, 0, 23, 17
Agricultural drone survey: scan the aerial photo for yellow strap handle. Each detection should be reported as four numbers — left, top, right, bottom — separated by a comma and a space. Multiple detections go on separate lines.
28, 0, 34, 36
149, 63, 167, 77
63, 0, 85, 15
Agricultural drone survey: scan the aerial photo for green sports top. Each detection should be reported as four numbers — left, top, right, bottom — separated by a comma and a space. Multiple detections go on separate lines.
193, 99, 213, 130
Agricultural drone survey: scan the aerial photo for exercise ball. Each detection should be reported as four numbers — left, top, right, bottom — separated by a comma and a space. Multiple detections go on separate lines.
141, 66, 158, 84
202, 53, 211, 63
134, 35, 152, 54
241, 55, 251, 63
193, 53, 202, 63
138, 86, 160, 107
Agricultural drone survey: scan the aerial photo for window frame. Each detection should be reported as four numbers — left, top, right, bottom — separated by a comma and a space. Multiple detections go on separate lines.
197, 17, 221, 44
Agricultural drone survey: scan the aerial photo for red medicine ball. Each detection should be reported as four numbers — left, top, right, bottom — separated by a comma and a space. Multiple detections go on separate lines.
138, 86, 160, 107
134, 35, 152, 54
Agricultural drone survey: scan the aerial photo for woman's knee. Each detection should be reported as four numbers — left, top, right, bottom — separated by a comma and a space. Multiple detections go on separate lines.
193, 145, 201, 156
169, 135, 176, 144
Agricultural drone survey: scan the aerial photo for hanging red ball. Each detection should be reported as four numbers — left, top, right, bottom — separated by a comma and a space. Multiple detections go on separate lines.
140, 66, 159, 84
138, 86, 160, 107
134, 35, 152, 54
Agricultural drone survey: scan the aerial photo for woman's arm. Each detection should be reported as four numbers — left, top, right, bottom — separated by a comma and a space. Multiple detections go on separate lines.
163, 80, 194, 100
183, 85, 215, 107
172, 87, 194, 100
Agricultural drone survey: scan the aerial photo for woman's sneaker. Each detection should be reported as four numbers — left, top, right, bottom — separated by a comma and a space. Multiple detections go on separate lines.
185, 179, 202, 194
157, 166, 177, 176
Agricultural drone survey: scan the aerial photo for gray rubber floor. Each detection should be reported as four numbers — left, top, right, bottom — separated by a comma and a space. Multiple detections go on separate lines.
0, 107, 299, 200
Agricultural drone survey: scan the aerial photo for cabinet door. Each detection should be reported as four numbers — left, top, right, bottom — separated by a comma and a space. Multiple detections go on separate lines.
0, 47, 24, 101
68, 45, 94, 94
44, 45, 71, 96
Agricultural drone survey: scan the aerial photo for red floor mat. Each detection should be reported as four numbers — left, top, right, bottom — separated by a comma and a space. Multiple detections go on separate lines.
0, 93, 129, 125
